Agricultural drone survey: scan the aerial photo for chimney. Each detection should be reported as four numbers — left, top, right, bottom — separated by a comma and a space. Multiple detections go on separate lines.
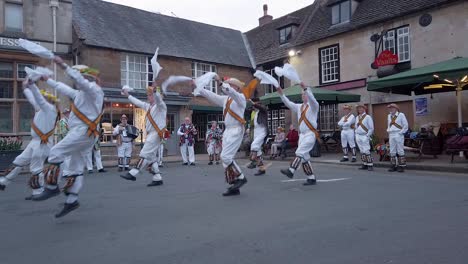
259, 4, 273, 26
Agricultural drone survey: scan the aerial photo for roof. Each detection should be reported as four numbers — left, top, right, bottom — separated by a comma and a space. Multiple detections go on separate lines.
367, 57, 468, 95
73, 0, 252, 68
295, 0, 461, 46
260, 85, 361, 105
244, 3, 318, 66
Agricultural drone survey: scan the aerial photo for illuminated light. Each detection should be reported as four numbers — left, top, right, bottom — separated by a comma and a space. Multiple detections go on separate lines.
461, 75, 468, 82
116, 103, 119, 107
444, 79, 453, 84
288, 50, 296, 57
433, 74, 439, 79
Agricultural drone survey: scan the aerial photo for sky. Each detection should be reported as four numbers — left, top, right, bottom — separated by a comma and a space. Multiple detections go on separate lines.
103, 0, 313, 32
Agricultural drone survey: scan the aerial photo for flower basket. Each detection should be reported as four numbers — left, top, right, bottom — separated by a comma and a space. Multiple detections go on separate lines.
0, 137, 23, 172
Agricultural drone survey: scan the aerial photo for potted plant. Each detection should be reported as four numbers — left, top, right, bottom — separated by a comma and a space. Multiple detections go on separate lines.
0, 136, 23, 172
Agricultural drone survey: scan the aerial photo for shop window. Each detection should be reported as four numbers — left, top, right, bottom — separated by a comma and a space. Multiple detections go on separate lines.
0, 102, 13, 133
19, 102, 34, 132
319, 104, 338, 131
121, 54, 152, 90
5, 3, 23, 32
0, 81, 14, 98
191, 62, 217, 93
0, 62, 14, 78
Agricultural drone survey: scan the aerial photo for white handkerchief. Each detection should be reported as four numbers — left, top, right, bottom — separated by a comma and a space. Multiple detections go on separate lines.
18, 39, 54, 59
275, 63, 301, 84
193, 72, 218, 96
25, 67, 53, 82
121, 85, 134, 94
150, 47, 163, 81
162, 76, 192, 94
254, 70, 279, 88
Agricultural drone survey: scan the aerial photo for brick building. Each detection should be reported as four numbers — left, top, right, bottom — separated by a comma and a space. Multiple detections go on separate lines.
73, 0, 253, 154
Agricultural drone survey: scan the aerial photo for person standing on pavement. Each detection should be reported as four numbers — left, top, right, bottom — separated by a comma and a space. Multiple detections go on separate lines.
177, 117, 197, 166
113, 114, 134, 171
355, 104, 375, 171
206, 121, 223, 165
386, 103, 409, 172
338, 105, 357, 162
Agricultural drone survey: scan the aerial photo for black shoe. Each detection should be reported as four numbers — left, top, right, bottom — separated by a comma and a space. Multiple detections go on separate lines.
388, 166, 397, 172
208, 161, 213, 165
247, 162, 257, 169
280, 169, 294, 179
98, 169, 107, 173
397, 166, 405, 173
303, 178, 317, 186
88, 170, 93, 174
358, 165, 368, 170
147, 180, 163, 187
230, 177, 247, 190
25, 195, 33, 200
254, 170, 266, 176
0, 184, 5, 191
351, 158, 357, 163
340, 158, 349, 162
190, 163, 196, 166
32, 187, 60, 201
55, 201, 80, 218
222, 189, 240, 196
183, 163, 188, 166
216, 161, 220, 165
118, 167, 123, 172
124, 167, 129, 171
158, 164, 163, 168
120, 173, 136, 181
367, 166, 374, 171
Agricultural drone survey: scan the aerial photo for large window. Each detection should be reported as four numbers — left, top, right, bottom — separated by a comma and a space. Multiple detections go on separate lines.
331, 0, 351, 25
5, 3, 23, 32
268, 109, 285, 135
383, 26, 411, 63
319, 104, 338, 131
319, 44, 340, 84
0, 61, 36, 134
191, 62, 217, 93
279, 26, 293, 45
121, 54, 152, 90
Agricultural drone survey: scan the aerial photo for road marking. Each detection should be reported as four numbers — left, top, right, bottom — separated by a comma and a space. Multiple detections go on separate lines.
281, 178, 351, 183
243, 162, 273, 169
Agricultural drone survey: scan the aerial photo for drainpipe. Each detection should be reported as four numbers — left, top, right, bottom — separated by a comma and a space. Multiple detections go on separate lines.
49, 0, 59, 94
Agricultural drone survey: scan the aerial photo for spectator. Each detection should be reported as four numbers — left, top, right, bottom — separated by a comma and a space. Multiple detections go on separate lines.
270, 127, 286, 159
280, 124, 299, 158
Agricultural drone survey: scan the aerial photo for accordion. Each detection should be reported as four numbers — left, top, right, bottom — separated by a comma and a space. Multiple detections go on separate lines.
126, 125, 139, 139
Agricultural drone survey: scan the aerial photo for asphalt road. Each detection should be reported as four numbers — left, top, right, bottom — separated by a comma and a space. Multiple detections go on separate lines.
1, 160, 467, 264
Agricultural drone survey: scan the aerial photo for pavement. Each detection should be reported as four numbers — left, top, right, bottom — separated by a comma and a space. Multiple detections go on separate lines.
1, 161, 468, 264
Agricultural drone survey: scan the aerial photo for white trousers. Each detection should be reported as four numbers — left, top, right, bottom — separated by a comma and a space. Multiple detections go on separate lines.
251, 128, 267, 156
341, 129, 356, 148
85, 149, 103, 170
49, 125, 95, 176
117, 142, 133, 168
221, 126, 244, 168
157, 142, 165, 165
295, 132, 316, 162
389, 133, 405, 156
180, 142, 195, 164
207, 142, 221, 155
129, 132, 162, 181
355, 134, 371, 155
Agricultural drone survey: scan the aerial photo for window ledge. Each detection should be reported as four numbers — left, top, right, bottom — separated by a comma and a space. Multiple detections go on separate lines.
329, 21, 350, 29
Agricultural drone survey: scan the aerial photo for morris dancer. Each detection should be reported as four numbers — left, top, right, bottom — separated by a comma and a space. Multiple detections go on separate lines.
85, 126, 106, 173
247, 98, 268, 176
194, 74, 258, 196
157, 128, 170, 167
386, 103, 408, 172
113, 114, 134, 171
206, 121, 223, 165
177, 117, 197, 166
355, 104, 375, 171
33, 56, 104, 219
338, 105, 357, 162
0, 79, 58, 200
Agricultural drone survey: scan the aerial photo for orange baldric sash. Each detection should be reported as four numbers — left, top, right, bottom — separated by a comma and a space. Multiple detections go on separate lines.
357, 114, 369, 133
390, 115, 403, 129
343, 113, 355, 129
146, 105, 167, 138
298, 104, 320, 141
31, 105, 60, 144
223, 98, 246, 125
70, 102, 103, 137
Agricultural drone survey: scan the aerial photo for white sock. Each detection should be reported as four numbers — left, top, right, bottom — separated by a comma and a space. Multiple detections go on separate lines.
152, 173, 162, 181
307, 175, 316, 180
0, 176, 9, 186
32, 188, 44, 195
129, 168, 139, 176
66, 194, 78, 204
237, 174, 245, 180
46, 184, 58, 190
289, 168, 296, 174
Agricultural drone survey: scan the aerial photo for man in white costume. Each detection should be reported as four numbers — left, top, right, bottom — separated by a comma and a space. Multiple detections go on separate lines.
32, 56, 104, 219
206, 121, 223, 165
247, 98, 269, 176
0, 79, 58, 200
85, 129, 106, 174
194, 76, 258, 196
113, 114, 134, 171
355, 104, 375, 171
337, 105, 357, 162
386, 103, 409, 172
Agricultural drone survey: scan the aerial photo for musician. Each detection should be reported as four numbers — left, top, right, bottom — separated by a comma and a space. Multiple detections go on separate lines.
338, 105, 357, 162
386, 103, 408, 172
34, 56, 104, 219
206, 121, 223, 165
177, 117, 198, 166
113, 114, 134, 171
355, 104, 375, 171
247, 98, 268, 176
0, 79, 58, 200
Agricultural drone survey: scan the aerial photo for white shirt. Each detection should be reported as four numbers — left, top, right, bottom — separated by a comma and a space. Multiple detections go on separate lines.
280, 88, 318, 135
46, 67, 104, 130
355, 113, 374, 136
24, 84, 57, 141
199, 87, 246, 128
338, 113, 356, 130
128, 92, 166, 134
387, 112, 409, 134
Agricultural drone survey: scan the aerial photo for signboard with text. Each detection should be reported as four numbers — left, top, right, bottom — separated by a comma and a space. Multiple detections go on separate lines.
0, 37, 40, 50
374, 50, 398, 67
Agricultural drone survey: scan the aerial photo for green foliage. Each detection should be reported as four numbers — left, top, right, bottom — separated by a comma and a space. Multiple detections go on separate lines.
0, 137, 23, 151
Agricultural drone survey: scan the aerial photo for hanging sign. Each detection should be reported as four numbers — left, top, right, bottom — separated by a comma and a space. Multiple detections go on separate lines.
374, 50, 398, 67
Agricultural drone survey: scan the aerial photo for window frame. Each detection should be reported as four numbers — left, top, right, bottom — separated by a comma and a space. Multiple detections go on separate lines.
120, 54, 152, 90
318, 44, 340, 85
268, 108, 285, 135
279, 26, 293, 45
318, 104, 338, 131
191, 62, 217, 93
4, 2, 24, 32
382, 25, 411, 63
331, 0, 351, 25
